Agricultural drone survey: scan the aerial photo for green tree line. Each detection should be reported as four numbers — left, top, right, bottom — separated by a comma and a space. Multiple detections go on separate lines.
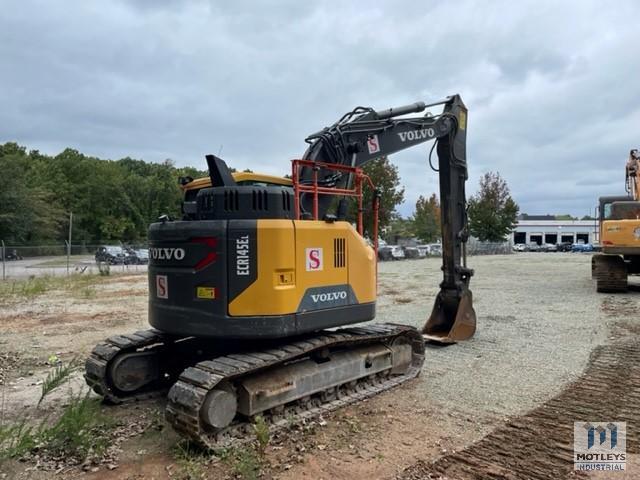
0, 142, 206, 244
0, 142, 518, 245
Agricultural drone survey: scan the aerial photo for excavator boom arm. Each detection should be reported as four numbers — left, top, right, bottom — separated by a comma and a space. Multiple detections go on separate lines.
626, 149, 639, 200
302, 95, 476, 343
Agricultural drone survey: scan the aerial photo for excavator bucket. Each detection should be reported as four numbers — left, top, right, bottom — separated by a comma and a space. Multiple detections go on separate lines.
422, 288, 476, 344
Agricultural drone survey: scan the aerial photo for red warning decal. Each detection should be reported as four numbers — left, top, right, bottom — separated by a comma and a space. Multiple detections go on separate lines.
305, 248, 323, 271
367, 134, 381, 154
156, 274, 168, 299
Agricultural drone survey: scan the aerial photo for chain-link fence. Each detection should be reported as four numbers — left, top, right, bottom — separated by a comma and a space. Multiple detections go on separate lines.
466, 239, 513, 256
0, 242, 149, 280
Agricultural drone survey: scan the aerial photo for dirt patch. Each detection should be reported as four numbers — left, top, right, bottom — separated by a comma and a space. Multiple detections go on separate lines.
394, 297, 414, 304
0, 312, 132, 333
601, 296, 639, 318
99, 289, 147, 298
0, 351, 23, 386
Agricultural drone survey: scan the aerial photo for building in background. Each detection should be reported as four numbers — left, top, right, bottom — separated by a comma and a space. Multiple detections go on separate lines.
511, 215, 598, 245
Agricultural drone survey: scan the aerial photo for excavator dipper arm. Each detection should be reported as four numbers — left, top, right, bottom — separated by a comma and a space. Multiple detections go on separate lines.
301, 95, 476, 343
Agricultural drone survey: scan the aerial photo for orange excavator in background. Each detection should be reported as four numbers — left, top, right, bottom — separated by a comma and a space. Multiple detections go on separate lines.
593, 149, 640, 292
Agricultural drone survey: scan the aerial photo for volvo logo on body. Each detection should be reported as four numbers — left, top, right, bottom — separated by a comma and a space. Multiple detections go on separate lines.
311, 290, 348, 303
149, 247, 185, 261
398, 128, 435, 142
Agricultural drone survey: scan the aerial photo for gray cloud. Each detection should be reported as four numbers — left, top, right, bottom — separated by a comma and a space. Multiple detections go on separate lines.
2, 0, 639, 217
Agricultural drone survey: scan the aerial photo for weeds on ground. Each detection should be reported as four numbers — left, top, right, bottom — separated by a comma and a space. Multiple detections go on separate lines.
217, 417, 270, 479
79, 286, 96, 299
38, 359, 78, 406
0, 274, 103, 301
220, 447, 262, 480
231, 448, 261, 480
0, 359, 111, 464
173, 441, 209, 479
253, 415, 270, 455
0, 420, 40, 460
39, 393, 109, 460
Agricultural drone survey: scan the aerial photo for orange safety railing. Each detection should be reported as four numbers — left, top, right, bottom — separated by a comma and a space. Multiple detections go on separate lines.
291, 159, 380, 260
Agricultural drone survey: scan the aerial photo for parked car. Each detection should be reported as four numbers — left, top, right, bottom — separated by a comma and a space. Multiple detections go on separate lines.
527, 243, 541, 252
417, 245, 430, 257
557, 242, 573, 252
135, 248, 149, 264
572, 242, 594, 252
543, 243, 557, 252
402, 246, 420, 259
512, 243, 527, 252
428, 244, 442, 256
95, 245, 126, 264
0, 249, 23, 261
126, 248, 149, 265
389, 245, 405, 260
377, 245, 405, 261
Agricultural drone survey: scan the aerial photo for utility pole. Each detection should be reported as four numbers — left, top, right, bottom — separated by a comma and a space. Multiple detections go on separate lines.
67, 212, 73, 275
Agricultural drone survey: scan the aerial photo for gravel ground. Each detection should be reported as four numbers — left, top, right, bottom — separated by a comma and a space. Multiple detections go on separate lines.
1, 252, 637, 479
376, 252, 624, 421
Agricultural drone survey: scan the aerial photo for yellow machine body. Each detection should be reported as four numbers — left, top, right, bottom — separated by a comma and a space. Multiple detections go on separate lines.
229, 219, 376, 316
601, 218, 640, 254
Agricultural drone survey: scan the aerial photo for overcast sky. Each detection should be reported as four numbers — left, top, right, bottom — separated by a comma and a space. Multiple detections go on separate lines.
2, 1, 639, 217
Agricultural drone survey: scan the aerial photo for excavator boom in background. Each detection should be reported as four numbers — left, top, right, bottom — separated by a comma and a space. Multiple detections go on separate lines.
85, 95, 476, 448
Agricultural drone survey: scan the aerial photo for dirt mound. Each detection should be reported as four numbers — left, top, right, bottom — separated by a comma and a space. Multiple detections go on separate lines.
398, 336, 640, 480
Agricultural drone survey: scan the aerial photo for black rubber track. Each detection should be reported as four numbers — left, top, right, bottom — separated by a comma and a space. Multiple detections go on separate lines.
595, 254, 628, 293
165, 323, 425, 449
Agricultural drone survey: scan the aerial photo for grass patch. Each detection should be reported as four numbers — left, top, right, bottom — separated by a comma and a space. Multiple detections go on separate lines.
0, 394, 110, 462
38, 359, 79, 407
39, 393, 110, 460
0, 420, 40, 460
252, 415, 269, 456
173, 441, 210, 479
221, 447, 262, 480
0, 274, 104, 301
78, 286, 96, 299
1, 359, 110, 464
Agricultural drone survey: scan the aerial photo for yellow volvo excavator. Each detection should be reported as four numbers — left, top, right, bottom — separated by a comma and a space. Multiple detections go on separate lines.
593, 149, 640, 292
85, 95, 476, 448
